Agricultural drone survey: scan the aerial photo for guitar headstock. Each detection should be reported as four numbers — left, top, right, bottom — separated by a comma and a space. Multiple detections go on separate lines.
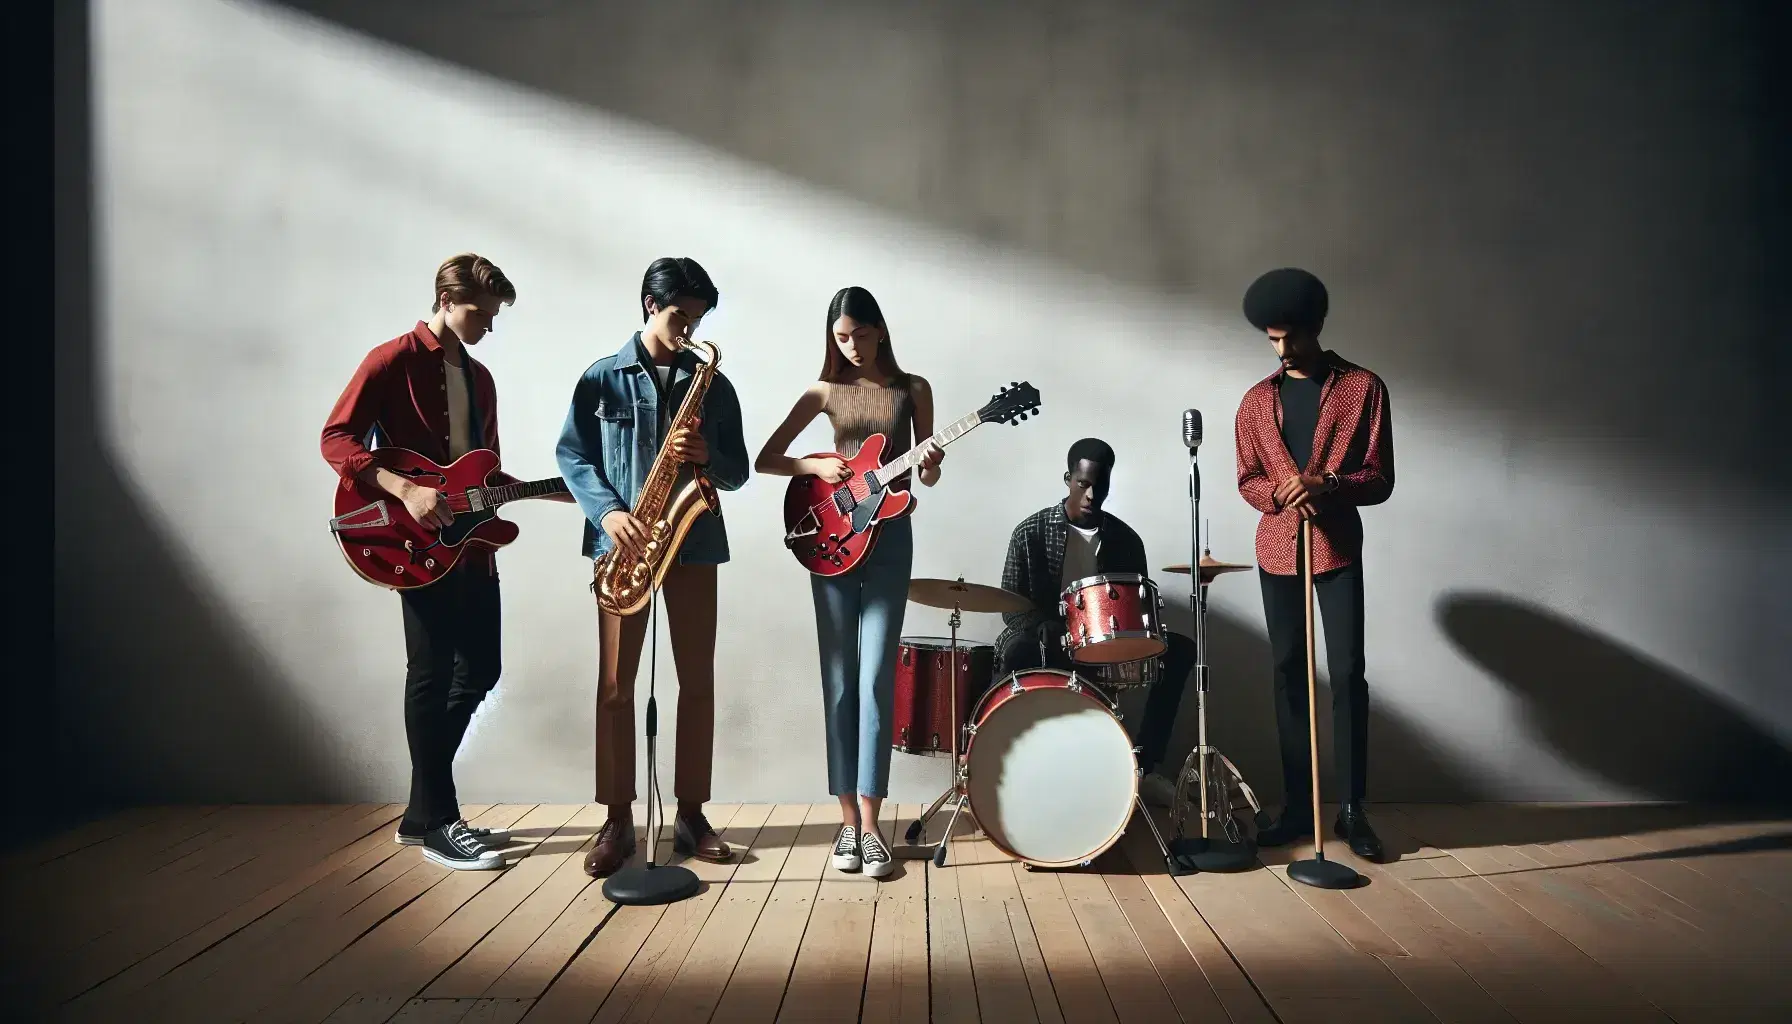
980, 381, 1042, 426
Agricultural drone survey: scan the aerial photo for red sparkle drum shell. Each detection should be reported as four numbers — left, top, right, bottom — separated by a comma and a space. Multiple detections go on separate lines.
891, 636, 994, 755
1060, 572, 1167, 664
962, 669, 1139, 868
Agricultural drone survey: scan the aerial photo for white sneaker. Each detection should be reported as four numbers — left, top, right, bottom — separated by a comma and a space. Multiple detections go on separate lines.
859, 828, 894, 879
831, 824, 861, 871
1139, 773, 1178, 808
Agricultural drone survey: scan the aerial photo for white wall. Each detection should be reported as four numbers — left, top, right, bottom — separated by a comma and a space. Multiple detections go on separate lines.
68, 0, 1789, 807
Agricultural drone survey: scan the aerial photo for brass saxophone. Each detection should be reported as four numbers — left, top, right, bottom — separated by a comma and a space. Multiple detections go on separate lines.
592, 337, 723, 617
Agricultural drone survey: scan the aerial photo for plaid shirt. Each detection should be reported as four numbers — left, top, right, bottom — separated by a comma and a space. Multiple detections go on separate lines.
1234, 351, 1394, 576
997, 502, 1148, 654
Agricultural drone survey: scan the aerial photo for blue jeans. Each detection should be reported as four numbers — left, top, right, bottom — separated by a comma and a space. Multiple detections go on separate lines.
811, 516, 913, 798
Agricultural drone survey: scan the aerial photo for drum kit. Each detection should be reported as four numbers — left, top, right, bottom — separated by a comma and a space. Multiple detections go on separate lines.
894, 548, 1260, 874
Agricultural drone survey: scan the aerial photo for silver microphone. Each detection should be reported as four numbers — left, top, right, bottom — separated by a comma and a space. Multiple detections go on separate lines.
1182, 408, 1203, 450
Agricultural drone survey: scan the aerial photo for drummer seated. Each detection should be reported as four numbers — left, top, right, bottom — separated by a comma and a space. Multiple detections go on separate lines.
994, 438, 1192, 807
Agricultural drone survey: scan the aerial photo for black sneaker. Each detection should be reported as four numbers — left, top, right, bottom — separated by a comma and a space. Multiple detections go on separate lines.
860, 828, 894, 879
422, 821, 505, 870
831, 825, 861, 871
397, 819, 506, 849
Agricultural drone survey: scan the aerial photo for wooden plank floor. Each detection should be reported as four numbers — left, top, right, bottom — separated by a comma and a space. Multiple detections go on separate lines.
4, 802, 1787, 1022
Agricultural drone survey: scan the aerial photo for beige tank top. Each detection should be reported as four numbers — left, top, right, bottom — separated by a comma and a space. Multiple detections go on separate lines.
822, 378, 914, 462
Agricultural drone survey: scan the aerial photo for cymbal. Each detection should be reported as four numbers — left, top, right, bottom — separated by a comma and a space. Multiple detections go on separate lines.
1162, 554, 1255, 583
908, 578, 1033, 614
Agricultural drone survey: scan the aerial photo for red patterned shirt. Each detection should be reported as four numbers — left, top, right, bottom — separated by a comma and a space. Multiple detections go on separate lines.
1234, 352, 1394, 576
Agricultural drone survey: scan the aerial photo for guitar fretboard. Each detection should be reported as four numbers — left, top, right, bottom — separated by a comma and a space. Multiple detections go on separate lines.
481, 478, 570, 507
877, 412, 981, 481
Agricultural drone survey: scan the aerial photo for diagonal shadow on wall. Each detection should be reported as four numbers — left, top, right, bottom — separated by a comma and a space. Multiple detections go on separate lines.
261, 0, 1782, 490
1438, 592, 1792, 807
55, 0, 347, 810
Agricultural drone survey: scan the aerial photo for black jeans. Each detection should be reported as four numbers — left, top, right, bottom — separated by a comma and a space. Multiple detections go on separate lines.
398, 567, 502, 832
995, 625, 1191, 777
1259, 558, 1367, 809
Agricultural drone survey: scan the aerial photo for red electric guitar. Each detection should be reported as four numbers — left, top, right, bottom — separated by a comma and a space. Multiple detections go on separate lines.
782, 381, 1042, 576
328, 447, 570, 589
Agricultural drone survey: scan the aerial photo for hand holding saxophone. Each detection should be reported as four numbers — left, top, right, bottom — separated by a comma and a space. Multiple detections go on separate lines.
601, 509, 649, 558
668, 415, 708, 465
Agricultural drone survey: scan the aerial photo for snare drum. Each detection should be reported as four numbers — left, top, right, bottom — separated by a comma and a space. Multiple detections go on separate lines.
1079, 657, 1160, 691
962, 669, 1139, 868
892, 636, 994, 755
1060, 572, 1167, 664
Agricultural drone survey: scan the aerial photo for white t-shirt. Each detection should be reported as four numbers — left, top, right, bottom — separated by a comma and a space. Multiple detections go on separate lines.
1061, 522, 1101, 589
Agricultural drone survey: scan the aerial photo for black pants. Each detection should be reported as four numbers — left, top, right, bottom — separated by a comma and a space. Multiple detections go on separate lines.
398, 566, 502, 832
995, 627, 1191, 777
1259, 559, 1367, 808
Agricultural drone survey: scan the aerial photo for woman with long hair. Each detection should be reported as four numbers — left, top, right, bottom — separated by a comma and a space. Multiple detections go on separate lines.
756, 286, 943, 878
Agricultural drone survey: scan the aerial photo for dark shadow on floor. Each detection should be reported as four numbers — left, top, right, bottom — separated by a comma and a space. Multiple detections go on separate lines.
1438, 592, 1792, 806
54, 0, 347, 812
1451, 831, 1792, 878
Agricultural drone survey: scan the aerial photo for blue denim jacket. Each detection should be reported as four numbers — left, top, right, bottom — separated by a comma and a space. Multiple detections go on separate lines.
556, 333, 750, 563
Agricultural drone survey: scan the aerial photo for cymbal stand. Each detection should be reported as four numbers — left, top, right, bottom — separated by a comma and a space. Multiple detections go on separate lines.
905, 582, 976, 867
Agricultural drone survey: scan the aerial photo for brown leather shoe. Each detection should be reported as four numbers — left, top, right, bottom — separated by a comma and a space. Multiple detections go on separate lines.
673, 811, 731, 862
583, 817, 636, 878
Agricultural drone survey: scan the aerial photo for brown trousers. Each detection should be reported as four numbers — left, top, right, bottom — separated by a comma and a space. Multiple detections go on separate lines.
594, 562, 717, 807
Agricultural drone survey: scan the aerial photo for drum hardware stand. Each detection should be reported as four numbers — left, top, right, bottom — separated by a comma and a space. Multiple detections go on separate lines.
1286, 518, 1362, 890
1167, 422, 1261, 873
905, 578, 980, 866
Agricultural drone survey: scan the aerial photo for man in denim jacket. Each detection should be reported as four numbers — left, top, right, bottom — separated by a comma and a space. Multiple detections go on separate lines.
556, 257, 750, 879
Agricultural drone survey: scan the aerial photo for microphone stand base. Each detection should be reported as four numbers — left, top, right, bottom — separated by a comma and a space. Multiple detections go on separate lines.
603, 862, 702, 906
1287, 854, 1363, 890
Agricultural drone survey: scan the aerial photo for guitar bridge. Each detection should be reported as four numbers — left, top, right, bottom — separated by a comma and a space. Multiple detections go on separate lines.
784, 510, 821, 545
329, 501, 391, 533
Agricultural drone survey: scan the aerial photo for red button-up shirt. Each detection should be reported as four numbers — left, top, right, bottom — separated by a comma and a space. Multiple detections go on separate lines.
1234, 352, 1395, 576
320, 321, 516, 573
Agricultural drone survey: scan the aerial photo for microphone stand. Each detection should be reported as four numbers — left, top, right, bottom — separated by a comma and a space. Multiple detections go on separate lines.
1167, 436, 1258, 873
603, 593, 701, 906
1285, 518, 1362, 890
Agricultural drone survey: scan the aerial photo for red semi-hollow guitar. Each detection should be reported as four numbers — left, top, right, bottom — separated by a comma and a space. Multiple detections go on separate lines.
328, 447, 570, 589
782, 381, 1041, 576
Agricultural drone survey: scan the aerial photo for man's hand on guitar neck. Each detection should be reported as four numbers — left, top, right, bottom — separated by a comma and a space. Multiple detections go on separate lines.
364, 467, 454, 530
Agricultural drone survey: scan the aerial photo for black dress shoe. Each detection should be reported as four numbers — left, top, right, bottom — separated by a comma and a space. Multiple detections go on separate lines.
1255, 809, 1314, 847
1332, 803, 1385, 862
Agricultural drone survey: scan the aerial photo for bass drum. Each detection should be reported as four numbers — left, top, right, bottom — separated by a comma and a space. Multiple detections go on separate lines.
962, 669, 1139, 868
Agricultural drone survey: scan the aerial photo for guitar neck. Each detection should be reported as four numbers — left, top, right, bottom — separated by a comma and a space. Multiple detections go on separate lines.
479, 477, 570, 507
877, 411, 982, 481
